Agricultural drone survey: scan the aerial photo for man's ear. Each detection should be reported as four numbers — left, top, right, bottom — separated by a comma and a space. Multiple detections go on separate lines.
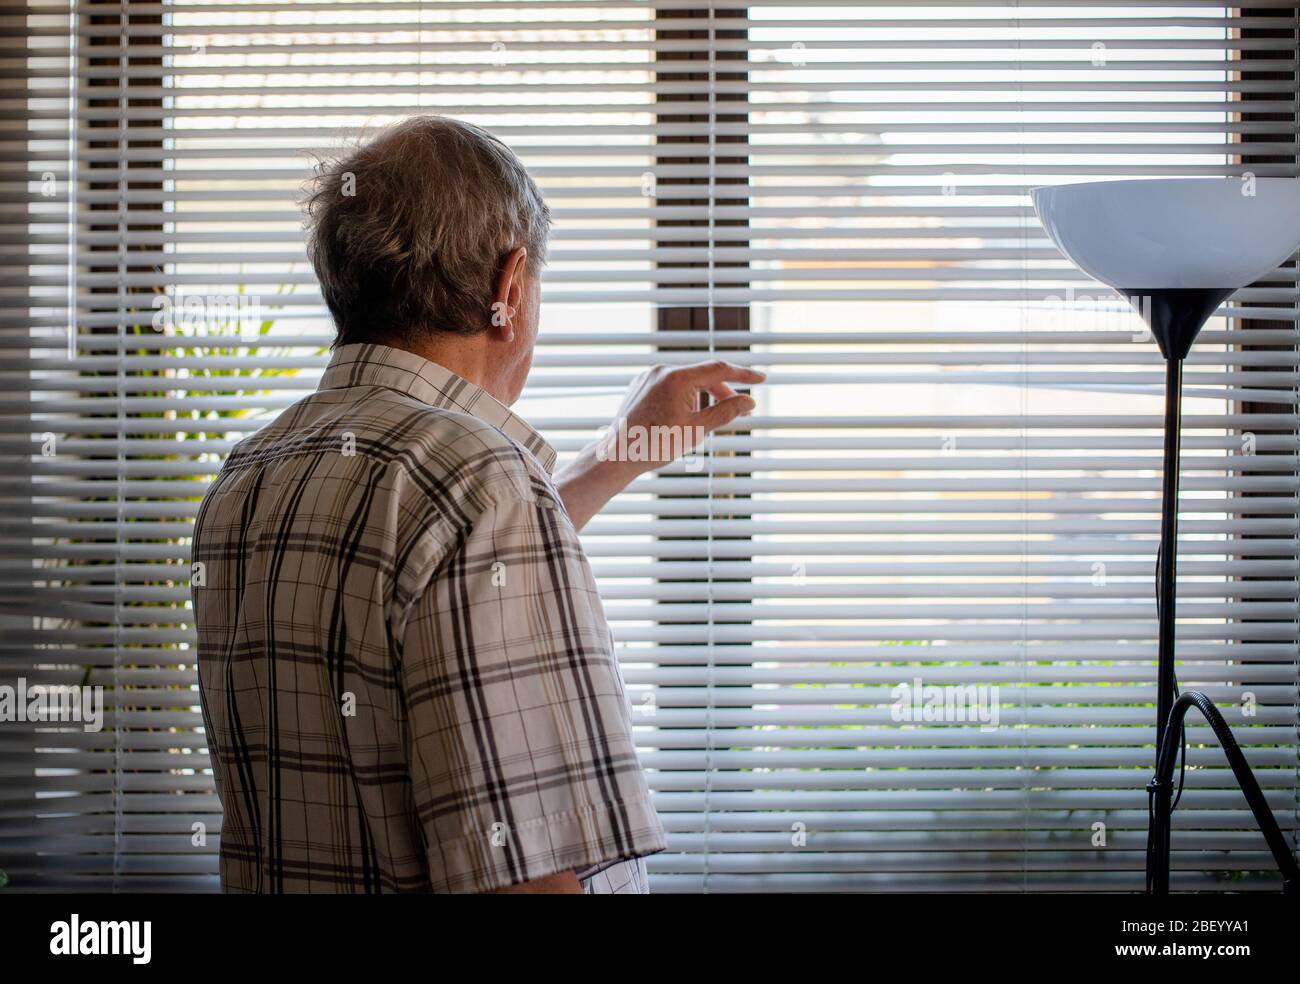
491, 247, 529, 343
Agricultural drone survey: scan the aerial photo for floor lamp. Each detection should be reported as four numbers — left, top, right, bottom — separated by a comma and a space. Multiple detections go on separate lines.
1031, 178, 1300, 895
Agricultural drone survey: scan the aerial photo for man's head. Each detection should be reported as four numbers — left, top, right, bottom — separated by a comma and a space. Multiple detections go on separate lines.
304, 115, 551, 403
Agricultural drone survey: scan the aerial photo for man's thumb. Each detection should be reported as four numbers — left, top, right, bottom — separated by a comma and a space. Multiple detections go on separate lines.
696, 393, 756, 432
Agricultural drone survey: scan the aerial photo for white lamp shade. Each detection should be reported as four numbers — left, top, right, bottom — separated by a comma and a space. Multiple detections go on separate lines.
1031, 178, 1300, 290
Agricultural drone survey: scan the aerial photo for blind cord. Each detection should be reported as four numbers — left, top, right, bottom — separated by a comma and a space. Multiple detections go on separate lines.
1015, 0, 1030, 895
701, 0, 719, 897
111, 0, 128, 893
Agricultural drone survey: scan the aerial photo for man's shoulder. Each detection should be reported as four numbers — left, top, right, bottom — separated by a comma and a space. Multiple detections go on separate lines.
227, 387, 557, 514
401, 399, 556, 508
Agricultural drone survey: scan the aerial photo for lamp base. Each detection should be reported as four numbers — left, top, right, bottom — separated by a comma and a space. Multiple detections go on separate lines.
1116, 287, 1234, 361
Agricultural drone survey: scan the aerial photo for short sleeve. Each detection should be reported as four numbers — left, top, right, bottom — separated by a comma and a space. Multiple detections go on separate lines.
400, 482, 666, 893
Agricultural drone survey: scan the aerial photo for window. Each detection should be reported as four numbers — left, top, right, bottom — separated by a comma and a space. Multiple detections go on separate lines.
3, 1, 1296, 892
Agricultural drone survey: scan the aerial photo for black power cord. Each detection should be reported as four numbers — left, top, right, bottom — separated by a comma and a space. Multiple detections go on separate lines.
1157, 543, 1189, 811
1153, 691, 1300, 894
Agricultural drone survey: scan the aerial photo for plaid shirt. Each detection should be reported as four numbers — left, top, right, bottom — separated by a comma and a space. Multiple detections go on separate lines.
193, 343, 665, 893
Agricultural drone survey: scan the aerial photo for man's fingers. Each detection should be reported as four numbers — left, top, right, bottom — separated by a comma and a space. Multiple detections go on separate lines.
679, 359, 766, 386
706, 381, 738, 402
695, 392, 756, 432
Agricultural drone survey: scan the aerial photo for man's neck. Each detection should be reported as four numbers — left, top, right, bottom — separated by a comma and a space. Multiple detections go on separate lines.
386, 335, 505, 403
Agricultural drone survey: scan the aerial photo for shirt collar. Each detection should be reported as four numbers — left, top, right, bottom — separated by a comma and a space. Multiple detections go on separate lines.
320, 343, 558, 474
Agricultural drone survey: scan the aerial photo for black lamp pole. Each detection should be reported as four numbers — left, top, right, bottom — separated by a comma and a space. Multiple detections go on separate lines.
1121, 287, 1299, 895
1150, 352, 1182, 895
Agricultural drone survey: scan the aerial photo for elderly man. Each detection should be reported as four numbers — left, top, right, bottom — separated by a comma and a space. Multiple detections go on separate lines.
192, 116, 763, 894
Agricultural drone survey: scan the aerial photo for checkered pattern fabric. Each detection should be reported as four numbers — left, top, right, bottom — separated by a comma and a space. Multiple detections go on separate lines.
193, 343, 665, 893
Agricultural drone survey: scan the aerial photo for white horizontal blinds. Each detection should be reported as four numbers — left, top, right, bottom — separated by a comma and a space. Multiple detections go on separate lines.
1229, 1, 1300, 891
2, 0, 1295, 893
6, 0, 674, 892
0, 8, 45, 891
633, 2, 1299, 892
6, 1, 228, 891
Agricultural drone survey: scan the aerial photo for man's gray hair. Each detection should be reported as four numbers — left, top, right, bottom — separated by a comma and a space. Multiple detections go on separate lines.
303, 115, 551, 346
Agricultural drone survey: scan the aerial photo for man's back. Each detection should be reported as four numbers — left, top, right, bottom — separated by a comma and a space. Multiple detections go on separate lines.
193, 344, 664, 892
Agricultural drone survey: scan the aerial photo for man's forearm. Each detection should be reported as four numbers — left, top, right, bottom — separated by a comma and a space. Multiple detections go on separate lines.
554, 443, 641, 532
